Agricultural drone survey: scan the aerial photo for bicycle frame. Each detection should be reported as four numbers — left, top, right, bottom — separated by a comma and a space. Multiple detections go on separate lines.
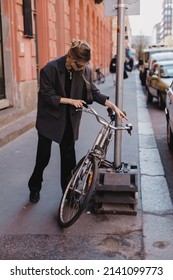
91, 120, 114, 160
58, 105, 133, 227
78, 106, 132, 165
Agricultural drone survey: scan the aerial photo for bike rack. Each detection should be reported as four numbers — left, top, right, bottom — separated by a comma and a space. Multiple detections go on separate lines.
94, 162, 138, 215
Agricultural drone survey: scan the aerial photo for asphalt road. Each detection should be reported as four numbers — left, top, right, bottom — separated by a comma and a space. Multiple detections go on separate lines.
144, 90, 173, 202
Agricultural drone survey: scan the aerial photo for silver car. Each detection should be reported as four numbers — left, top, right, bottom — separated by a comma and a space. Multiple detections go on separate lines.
165, 81, 173, 150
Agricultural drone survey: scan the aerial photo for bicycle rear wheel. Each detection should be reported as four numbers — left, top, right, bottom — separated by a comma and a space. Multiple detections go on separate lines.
100, 72, 105, 83
58, 155, 97, 228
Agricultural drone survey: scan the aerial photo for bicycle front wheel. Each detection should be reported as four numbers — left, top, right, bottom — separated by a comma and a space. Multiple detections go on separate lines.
58, 155, 97, 228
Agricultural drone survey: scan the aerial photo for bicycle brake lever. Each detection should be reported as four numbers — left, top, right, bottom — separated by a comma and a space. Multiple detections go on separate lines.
126, 123, 133, 135
83, 103, 89, 108
76, 103, 89, 112
107, 108, 116, 121
107, 107, 113, 116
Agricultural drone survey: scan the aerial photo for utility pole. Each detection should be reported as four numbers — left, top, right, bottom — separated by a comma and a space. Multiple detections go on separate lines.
104, 0, 140, 168
95, 0, 140, 215
114, 0, 126, 168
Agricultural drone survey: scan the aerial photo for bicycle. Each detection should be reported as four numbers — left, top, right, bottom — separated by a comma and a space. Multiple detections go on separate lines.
93, 67, 105, 84
58, 105, 132, 228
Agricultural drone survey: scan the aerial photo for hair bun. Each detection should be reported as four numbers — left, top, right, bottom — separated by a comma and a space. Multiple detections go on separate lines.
71, 39, 82, 49
68, 39, 91, 62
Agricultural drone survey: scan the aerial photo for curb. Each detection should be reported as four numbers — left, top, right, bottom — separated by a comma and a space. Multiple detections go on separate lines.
0, 110, 36, 148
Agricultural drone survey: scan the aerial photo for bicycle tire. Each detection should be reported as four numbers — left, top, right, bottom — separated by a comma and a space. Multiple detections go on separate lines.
100, 72, 105, 83
96, 74, 101, 84
58, 155, 97, 228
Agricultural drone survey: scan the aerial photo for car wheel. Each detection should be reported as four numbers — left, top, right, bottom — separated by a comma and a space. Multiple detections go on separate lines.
158, 92, 165, 110
146, 88, 153, 103
167, 121, 173, 150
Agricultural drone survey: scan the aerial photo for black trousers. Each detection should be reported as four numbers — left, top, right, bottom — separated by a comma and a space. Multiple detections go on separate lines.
28, 123, 76, 194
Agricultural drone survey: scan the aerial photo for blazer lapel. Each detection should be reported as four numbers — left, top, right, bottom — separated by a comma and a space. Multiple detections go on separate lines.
57, 55, 67, 97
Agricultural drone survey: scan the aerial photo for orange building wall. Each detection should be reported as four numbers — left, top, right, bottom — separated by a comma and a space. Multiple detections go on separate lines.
13, 0, 37, 82
55, 0, 112, 74
2, 0, 37, 110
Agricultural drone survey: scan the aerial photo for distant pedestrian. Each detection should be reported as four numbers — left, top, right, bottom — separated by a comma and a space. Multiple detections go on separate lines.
28, 39, 127, 203
124, 57, 133, 79
109, 55, 117, 84
128, 57, 134, 70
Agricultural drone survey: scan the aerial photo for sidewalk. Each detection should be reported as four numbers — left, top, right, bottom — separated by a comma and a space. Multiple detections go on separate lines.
0, 71, 173, 260
136, 74, 173, 259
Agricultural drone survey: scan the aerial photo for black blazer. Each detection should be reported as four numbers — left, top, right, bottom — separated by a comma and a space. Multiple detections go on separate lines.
36, 55, 108, 143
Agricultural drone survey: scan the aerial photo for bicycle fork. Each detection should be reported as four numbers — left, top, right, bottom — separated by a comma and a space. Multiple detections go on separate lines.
91, 125, 114, 160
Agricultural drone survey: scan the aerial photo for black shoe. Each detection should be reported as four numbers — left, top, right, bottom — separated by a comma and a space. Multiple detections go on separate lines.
29, 191, 40, 203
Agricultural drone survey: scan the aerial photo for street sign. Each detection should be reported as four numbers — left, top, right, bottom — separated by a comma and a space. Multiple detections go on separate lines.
104, 0, 140, 16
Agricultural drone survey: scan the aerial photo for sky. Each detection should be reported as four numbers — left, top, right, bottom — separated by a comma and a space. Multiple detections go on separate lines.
129, 0, 163, 36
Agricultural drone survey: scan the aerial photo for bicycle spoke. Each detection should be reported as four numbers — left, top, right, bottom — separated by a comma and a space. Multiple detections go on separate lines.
58, 156, 97, 227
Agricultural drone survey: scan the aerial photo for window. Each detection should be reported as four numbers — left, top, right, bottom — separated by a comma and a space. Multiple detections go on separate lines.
23, 0, 33, 37
95, 0, 103, 3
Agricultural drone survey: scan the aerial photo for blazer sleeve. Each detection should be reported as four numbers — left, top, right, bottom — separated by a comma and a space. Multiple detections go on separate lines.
39, 62, 62, 109
85, 66, 109, 105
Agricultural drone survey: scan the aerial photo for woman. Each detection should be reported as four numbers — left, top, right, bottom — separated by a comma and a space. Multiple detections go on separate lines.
28, 39, 127, 203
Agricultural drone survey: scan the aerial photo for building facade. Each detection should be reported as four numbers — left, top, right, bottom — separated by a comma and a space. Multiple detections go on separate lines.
153, 0, 173, 46
0, 0, 112, 119
152, 22, 162, 45
160, 0, 173, 43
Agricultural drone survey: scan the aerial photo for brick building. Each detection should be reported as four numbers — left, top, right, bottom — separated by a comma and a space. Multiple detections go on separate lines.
0, 0, 112, 124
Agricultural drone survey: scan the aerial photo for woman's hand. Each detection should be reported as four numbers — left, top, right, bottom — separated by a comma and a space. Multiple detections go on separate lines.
60, 98, 86, 108
114, 106, 128, 120
105, 99, 128, 121
69, 99, 86, 108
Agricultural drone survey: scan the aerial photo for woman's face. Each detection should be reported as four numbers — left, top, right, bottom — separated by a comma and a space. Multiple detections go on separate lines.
71, 60, 86, 71
66, 56, 89, 71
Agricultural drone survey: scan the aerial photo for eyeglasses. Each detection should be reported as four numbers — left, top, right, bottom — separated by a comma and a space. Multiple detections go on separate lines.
74, 61, 84, 68
73, 60, 88, 69
71, 59, 89, 70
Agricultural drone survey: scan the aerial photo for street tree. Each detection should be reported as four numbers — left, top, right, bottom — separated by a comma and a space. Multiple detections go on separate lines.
131, 35, 150, 60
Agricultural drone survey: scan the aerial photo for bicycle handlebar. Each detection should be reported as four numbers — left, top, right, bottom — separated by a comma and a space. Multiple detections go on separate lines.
77, 105, 132, 135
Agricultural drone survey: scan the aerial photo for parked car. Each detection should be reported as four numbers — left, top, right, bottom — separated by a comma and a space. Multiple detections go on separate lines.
139, 46, 173, 86
146, 60, 173, 109
165, 81, 173, 149
148, 52, 173, 71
